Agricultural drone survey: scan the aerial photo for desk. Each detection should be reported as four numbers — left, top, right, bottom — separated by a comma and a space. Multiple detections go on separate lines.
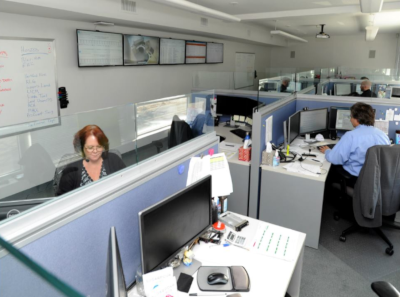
129, 214, 306, 297
259, 137, 338, 249
214, 124, 252, 216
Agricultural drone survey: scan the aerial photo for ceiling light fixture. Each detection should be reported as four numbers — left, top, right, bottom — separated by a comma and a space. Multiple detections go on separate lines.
148, 0, 241, 22
360, 0, 383, 13
93, 22, 115, 26
365, 26, 379, 41
270, 30, 308, 43
316, 24, 330, 39
271, 20, 307, 43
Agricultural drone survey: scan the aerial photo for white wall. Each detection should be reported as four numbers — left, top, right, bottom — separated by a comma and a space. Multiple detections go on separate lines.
269, 33, 399, 71
1, 12, 273, 115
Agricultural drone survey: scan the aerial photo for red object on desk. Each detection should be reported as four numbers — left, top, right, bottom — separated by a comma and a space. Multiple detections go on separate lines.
238, 146, 252, 162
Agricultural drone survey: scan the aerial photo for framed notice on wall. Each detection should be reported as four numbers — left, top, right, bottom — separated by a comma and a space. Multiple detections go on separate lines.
234, 52, 255, 89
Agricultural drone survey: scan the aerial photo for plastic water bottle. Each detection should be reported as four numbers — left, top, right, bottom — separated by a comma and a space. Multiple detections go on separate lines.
243, 132, 251, 149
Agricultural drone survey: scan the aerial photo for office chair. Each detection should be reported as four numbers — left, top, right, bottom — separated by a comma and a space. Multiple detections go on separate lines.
53, 153, 82, 194
335, 145, 400, 256
168, 115, 194, 149
371, 281, 400, 297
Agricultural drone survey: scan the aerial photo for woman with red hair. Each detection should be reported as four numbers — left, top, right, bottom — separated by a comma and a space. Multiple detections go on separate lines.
56, 125, 126, 196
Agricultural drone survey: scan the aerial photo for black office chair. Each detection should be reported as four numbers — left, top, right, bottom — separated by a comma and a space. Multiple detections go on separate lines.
168, 115, 194, 149
334, 145, 400, 255
371, 281, 400, 297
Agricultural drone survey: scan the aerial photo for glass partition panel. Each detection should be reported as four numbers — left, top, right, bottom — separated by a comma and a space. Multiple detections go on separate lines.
337, 67, 400, 81
258, 72, 296, 94
0, 236, 84, 297
321, 67, 336, 79
135, 91, 215, 163
0, 104, 137, 224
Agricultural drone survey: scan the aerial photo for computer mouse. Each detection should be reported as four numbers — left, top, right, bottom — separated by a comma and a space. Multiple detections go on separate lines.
207, 272, 229, 285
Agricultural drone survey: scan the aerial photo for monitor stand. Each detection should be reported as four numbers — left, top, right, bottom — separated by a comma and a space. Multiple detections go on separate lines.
173, 258, 202, 279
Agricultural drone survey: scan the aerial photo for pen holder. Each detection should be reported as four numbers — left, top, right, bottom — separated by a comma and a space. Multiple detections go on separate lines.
238, 146, 251, 162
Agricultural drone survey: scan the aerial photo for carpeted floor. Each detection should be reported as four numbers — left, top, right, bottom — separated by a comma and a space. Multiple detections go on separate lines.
300, 200, 400, 297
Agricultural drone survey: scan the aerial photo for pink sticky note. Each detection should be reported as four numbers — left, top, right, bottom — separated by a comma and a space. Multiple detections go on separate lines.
208, 148, 214, 156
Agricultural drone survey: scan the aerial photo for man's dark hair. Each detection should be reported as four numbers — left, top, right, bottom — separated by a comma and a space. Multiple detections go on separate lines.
350, 102, 375, 126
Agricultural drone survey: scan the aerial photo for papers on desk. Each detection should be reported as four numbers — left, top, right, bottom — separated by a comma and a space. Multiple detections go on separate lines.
220, 141, 241, 160
283, 162, 321, 177
143, 267, 177, 297
249, 222, 299, 262
187, 153, 233, 197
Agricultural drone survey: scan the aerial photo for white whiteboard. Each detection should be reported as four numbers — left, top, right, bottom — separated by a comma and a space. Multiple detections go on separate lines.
0, 37, 59, 135
234, 52, 255, 89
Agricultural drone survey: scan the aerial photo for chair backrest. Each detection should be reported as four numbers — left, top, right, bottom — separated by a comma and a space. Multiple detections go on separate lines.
168, 115, 194, 149
53, 153, 82, 194
353, 145, 400, 227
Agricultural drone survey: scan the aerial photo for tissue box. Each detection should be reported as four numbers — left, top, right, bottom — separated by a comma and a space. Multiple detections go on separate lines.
238, 146, 252, 162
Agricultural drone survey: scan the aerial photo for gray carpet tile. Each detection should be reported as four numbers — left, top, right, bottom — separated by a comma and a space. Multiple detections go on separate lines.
301, 245, 375, 297
318, 202, 400, 281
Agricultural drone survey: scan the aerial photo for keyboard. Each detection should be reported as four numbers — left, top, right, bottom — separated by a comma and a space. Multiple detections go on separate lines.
317, 144, 336, 150
230, 129, 251, 139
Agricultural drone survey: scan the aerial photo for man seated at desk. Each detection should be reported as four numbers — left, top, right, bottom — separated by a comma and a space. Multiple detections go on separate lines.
359, 80, 377, 97
280, 77, 291, 93
319, 102, 390, 183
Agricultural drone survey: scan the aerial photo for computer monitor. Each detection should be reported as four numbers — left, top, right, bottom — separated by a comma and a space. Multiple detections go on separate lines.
335, 108, 354, 131
216, 95, 258, 118
356, 84, 362, 94
139, 176, 212, 274
334, 84, 351, 96
288, 111, 300, 144
299, 108, 328, 134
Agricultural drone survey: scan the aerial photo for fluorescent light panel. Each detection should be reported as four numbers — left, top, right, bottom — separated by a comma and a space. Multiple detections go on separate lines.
148, 0, 241, 22
365, 26, 379, 41
360, 0, 383, 13
271, 30, 308, 43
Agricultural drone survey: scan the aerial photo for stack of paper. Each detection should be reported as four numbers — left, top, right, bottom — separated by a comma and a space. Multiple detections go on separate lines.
283, 162, 321, 177
220, 141, 241, 160
143, 267, 177, 297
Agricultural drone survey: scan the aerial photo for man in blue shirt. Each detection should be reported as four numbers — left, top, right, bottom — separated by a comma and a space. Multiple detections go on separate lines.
319, 102, 390, 177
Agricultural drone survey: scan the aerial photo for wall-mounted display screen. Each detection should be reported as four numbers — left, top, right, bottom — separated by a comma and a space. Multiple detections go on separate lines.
159, 38, 185, 65
77, 30, 123, 67
124, 35, 160, 65
206, 43, 223, 64
185, 41, 206, 64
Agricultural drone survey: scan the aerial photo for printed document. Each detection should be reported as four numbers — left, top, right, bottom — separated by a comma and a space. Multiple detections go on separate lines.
187, 153, 233, 197
143, 267, 177, 297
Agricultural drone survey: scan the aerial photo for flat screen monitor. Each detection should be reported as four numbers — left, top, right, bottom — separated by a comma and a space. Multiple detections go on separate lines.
124, 35, 160, 65
206, 43, 223, 63
288, 111, 300, 144
185, 41, 206, 64
216, 95, 258, 118
159, 38, 185, 65
328, 107, 338, 130
299, 108, 328, 134
77, 30, 123, 67
334, 84, 351, 96
139, 176, 212, 274
356, 84, 362, 94
335, 107, 354, 131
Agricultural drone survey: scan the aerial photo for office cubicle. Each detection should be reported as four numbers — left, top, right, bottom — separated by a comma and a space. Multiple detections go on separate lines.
0, 90, 214, 222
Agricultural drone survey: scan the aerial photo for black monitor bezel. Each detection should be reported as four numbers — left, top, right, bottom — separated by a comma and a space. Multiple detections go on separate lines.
76, 29, 124, 68
288, 111, 300, 144
159, 37, 187, 65
206, 42, 224, 64
123, 34, 161, 66
138, 175, 212, 275
299, 108, 328, 135
185, 40, 207, 64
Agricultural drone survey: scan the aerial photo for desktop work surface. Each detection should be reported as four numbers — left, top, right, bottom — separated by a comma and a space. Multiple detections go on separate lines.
129, 214, 306, 297
260, 137, 338, 249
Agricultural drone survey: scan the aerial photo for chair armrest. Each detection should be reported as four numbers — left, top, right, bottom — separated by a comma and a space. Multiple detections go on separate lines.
371, 281, 400, 297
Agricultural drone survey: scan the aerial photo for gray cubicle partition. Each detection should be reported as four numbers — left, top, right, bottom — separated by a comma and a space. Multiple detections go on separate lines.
248, 95, 297, 218
0, 133, 219, 297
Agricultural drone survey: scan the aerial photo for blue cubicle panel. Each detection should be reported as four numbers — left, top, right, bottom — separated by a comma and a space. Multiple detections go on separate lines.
260, 101, 297, 159
296, 100, 399, 140
0, 144, 218, 297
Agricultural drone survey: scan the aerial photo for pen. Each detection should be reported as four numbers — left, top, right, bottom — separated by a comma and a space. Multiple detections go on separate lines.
225, 144, 234, 147
311, 159, 321, 163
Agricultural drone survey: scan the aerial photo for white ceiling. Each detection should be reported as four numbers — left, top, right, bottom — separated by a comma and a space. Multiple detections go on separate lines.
187, 0, 400, 36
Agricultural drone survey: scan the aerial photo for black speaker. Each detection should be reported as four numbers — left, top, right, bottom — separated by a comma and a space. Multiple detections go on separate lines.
330, 130, 337, 140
